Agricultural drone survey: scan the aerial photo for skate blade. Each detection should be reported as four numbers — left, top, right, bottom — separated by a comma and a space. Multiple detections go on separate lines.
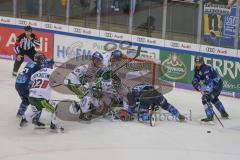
221, 117, 231, 120
18, 124, 28, 129
177, 119, 186, 123
50, 128, 64, 133
78, 119, 92, 124
200, 121, 215, 125
18, 125, 26, 129
34, 125, 47, 129
19, 121, 28, 128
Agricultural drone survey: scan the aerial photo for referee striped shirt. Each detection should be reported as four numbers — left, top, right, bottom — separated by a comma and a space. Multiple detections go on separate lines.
14, 33, 40, 54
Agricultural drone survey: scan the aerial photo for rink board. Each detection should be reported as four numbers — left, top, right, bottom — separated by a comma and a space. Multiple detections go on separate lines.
0, 16, 239, 98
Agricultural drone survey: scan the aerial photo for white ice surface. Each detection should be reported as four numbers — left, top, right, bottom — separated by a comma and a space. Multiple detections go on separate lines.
0, 59, 240, 160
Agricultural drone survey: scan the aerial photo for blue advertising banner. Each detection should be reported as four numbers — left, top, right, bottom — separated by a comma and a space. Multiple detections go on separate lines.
203, 3, 237, 48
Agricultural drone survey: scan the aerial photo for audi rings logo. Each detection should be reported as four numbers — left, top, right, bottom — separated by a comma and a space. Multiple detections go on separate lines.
170, 42, 180, 48
206, 47, 215, 53
45, 24, 53, 29
19, 20, 28, 25
104, 32, 113, 38
137, 37, 146, 43
73, 28, 82, 33
29, 22, 37, 26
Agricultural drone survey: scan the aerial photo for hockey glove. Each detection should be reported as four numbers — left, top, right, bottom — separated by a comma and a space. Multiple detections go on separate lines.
118, 109, 134, 121
92, 86, 103, 98
192, 80, 201, 91
202, 90, 212, 101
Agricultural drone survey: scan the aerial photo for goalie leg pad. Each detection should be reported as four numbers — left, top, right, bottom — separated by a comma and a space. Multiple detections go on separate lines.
159, 95, 181, 118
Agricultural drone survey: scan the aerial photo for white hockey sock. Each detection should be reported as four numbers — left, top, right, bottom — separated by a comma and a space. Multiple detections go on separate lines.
51, 112, 62, 129
24, 105, 40, 122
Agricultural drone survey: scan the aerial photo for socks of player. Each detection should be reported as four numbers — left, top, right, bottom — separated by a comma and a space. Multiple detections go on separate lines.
204, 104, 214, 118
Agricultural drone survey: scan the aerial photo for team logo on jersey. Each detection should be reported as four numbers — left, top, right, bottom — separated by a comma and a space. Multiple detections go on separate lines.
161, 53, 187, 80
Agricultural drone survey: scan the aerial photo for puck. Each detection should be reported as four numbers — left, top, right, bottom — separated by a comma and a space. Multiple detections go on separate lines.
207, 130, 211, 133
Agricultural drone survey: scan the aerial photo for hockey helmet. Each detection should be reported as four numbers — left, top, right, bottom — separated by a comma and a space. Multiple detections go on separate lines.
42, 59, 54, 68
92, 51, 103, 61
34, 53, 45, 64
194, 56, 204, 64
111, 50, 123, 60
24, 25, 32, 32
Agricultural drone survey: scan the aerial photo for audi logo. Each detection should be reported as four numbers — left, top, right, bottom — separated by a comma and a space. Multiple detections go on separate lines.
29, 22, 37, 26
206, 47, 215, 53
137, 37, 146, 42
19, 20, 28, 25
170, 42, 180, 47
74, 28, 82, 33
104, 32, 113, 38
45, 24, 53, 28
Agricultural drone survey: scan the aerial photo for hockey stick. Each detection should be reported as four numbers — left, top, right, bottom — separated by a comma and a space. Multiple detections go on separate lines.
51, 83, 63, 88
200, 91, 224, 128
112, 46, 141, 74
209, 103, 224, 128
51, 99, 74, 102
213, 108, 224, 128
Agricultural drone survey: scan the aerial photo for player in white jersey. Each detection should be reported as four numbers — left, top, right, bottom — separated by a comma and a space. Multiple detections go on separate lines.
19, 60, 64, 131
64, 51, 104, 121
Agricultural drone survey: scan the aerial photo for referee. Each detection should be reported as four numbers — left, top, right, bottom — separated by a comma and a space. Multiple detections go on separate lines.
12, 26, 40, 76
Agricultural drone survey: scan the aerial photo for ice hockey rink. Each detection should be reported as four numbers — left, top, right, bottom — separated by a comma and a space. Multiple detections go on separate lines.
0, 59, 239, 160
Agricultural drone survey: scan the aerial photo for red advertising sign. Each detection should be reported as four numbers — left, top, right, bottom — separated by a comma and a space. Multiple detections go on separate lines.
0, 26, 53, 58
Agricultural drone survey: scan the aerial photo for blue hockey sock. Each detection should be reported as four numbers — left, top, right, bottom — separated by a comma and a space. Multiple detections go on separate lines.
32, 110, 42, 123
213, 100, 227, 115
18, 103, 27, 115
128, 105, 136, 114
167, 105, 180, 117
204, 104, 213, 118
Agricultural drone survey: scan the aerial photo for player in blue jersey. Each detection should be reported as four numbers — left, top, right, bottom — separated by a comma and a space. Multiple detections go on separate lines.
125, 83, 186, 122
192, 56, 229, 122
15, 53, 45, 119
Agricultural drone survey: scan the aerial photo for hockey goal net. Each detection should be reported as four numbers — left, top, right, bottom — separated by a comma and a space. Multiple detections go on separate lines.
112, 58, 157, 88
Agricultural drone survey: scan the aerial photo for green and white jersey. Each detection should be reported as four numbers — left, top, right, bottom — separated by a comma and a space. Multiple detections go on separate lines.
102, 52, 111, 68
29, 68, 53, 99
64, 64, 89, 85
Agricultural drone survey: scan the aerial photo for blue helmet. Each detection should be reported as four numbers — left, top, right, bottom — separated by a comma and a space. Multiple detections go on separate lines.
42, 59, 54, 68
111, 50, 123, 60
92, 51, 103, 61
